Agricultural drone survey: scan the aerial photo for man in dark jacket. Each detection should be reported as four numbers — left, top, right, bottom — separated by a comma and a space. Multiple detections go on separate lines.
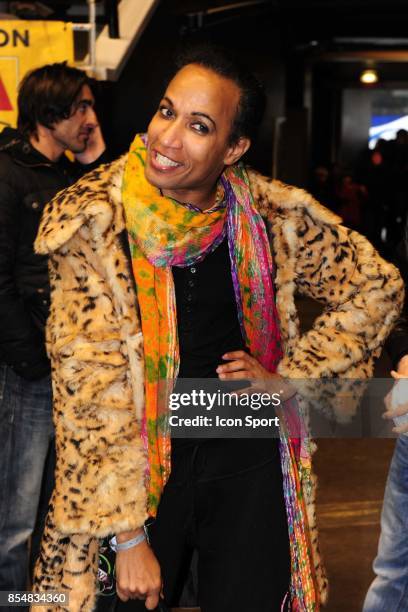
0, 62, 105, 594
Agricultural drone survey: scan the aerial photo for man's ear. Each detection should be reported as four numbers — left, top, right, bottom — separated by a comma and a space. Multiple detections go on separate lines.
224, 136, 251, 166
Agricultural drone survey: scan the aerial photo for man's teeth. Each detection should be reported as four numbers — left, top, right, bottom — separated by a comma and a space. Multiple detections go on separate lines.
156, 152, 180, 167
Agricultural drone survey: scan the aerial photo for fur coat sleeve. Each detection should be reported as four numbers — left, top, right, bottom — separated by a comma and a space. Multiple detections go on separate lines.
248, 169, 404, 373
248, 170, 404, 419
32, 157, 148, 612
35, 157, 148, 534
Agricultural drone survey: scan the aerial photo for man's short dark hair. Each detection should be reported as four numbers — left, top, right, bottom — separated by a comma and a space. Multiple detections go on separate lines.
17, 62, 91, 136
175, 43, 266, 144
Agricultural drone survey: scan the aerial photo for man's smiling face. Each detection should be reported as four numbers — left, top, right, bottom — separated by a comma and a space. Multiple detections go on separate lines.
145, 63, 250, 210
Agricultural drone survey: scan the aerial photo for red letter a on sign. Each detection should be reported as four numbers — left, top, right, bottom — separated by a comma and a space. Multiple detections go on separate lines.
0, 75, 12, 111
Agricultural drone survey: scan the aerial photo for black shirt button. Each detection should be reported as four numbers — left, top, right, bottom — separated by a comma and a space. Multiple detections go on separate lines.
190, 267, 196, 274
188, 279, 195, 287
186, 294, 193, 302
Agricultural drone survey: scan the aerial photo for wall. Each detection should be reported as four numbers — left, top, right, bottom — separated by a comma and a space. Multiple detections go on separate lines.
340, 89, 372, 169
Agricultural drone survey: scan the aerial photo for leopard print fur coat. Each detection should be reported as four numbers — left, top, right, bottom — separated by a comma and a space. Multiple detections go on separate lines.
32, 155, 404, 611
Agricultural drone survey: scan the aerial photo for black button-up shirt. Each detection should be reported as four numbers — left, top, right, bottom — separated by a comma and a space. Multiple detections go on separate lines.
173, 237, 246, 378
172, 236, 279, 463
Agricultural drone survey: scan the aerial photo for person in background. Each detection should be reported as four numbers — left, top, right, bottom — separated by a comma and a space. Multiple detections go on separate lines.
334, 172, 367, 231
0, 62, 105, 600
309, 164, 336, 211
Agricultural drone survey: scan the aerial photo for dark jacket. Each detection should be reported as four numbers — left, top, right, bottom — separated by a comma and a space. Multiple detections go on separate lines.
0, 127, 98, 380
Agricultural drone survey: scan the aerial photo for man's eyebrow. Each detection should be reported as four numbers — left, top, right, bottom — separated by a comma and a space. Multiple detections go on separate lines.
161, 96, 216, 127
76, 98, 94, 107
191, 112, 216, 128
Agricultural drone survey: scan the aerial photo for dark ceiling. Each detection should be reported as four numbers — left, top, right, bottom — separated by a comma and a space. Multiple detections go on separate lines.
161, 0, 408, 85
6, 0, 408, 79
164, 0, 408, 42
7, 1, 408, 49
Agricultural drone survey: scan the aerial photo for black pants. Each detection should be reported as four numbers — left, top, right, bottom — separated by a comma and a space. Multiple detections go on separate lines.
115, 439, 290, 612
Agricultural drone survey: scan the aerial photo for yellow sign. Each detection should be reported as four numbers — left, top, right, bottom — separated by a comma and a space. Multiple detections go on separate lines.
0, 21, 73, 128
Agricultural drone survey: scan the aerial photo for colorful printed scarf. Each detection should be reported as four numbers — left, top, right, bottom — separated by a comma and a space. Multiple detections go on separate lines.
122, 134, 319, 610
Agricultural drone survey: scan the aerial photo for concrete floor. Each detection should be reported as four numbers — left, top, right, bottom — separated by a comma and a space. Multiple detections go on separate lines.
315, 438, 395, 611
173, 297, 398, 611
301, 296, 396, 611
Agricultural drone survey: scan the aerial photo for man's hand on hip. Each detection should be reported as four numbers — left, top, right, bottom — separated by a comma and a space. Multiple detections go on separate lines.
217, 350, 296, 401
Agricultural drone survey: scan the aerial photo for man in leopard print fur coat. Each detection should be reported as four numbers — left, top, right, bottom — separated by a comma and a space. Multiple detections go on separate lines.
32, 47, 403, 612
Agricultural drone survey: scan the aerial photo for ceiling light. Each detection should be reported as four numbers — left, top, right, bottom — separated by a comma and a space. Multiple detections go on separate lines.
360, 69, 378, 84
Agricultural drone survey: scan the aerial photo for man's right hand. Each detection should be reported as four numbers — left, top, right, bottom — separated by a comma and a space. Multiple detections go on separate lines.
115, 529, 162, 610
74, 124, 106, 165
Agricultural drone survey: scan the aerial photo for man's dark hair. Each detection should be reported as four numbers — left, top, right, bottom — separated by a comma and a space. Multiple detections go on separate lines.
17, 62, 91, 136
175, 44, 266, 144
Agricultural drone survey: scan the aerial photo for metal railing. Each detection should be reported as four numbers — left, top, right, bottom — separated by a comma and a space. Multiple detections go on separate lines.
73, 0, 119, 76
